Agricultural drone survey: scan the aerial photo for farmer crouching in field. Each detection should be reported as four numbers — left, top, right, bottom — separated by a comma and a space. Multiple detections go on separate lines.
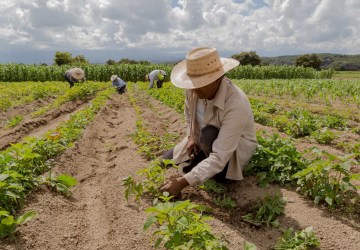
145, 69, 167, 89
64, 68, 85, 88
110, 75, 127, 94
160, 47, 258, 197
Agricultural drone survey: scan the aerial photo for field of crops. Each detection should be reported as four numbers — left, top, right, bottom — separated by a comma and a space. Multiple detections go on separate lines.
0, 66, 359, 250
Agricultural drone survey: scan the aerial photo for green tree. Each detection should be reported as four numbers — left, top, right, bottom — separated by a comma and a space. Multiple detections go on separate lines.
53, 51, 73, 66
295, 54, 322, 70
231, 51, 261, 66
72, 54, 89, 64
106, 59, 116, 65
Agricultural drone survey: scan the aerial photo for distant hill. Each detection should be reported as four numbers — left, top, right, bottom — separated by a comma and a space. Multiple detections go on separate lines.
261, 53, 360, 71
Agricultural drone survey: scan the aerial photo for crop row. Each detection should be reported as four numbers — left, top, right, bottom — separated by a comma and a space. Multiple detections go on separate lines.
0, 82, 67, 111
232, 79, 360, 106
0, 64, 333, 82
0, 87, 115, 237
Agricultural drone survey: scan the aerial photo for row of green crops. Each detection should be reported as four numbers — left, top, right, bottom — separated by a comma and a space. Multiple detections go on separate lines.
0, 63, 334, 82
0, 81, 67, 111
0, 87, 115, 237
232, 79, 360, 106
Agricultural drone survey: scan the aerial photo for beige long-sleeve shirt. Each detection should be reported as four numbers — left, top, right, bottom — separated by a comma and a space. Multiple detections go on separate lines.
173, 77, 258, 186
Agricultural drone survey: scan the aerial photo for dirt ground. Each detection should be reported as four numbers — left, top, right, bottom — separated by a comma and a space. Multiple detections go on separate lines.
1, 91, 360, 250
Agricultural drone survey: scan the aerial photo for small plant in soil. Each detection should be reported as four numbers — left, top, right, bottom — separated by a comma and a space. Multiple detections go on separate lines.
273, 226, 320, 250
198, 179, 225, 193
213, 195, 237, 209
242, 194, 286, 227
144, 193, 228, 249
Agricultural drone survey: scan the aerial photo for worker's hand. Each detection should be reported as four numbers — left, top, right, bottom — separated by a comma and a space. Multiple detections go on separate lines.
159, 177, 189, 197
186, 137, 200, 158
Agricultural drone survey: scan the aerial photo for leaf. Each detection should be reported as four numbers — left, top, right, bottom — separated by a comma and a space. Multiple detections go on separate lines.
1, 215, 14, 225
16, 211, 36, 225
0, 174, 9, 182
325, 197, 333, 206
243, 241, 257, 250
144, 216, 157, 231
57, 174, 77, 188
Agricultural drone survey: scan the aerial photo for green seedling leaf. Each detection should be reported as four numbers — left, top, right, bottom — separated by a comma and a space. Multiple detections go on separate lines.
57, 174, 78, 188
16, 211, 36, 224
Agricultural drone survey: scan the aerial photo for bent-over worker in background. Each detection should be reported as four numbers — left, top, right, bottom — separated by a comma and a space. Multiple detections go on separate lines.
64, 68, 85, 88
111, 75, 127, 94
145, 69, 167, 89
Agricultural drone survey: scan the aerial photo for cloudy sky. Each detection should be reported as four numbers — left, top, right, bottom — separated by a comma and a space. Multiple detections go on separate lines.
1, 0, 359, 64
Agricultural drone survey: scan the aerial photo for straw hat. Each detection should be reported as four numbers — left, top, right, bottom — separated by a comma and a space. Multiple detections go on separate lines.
111, 75, 117, 81
170, 47, 239, 89
70, 68, 85, 80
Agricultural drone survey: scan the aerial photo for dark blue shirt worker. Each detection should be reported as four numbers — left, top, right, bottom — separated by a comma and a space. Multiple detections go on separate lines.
111, 75, 127, 94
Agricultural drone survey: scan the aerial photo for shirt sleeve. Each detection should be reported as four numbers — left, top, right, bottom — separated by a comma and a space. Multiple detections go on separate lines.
184, 105, 251, 186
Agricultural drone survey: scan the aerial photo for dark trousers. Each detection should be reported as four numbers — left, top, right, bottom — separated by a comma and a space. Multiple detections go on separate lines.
117, 86, 126, 94
162, 125, 229, 182
156, 80, 164, 88
64, 75, 75, 88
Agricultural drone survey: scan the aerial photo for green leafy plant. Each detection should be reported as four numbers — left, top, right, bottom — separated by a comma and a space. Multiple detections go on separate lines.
4, 115, 23, 129
243, 241, 257, 250
198, 179, 225, 193
273, 227, 320, 250
42, 172, 78, 196
292, 149, 358, 207
311, 127, 337, 144
144, 194, 228, 249
213, 195, 237, 209
0, 210, 35, 238
242, 194, 285, 227
122, 160, 176, 201
246, 133, 307, 187
121, 176, 144, 201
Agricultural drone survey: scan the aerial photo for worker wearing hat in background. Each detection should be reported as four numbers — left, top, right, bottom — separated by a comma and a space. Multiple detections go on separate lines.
145, 69, 167, 89
111, 74, 127, 94
160, 47, 258, 196
64, 68, 85, 88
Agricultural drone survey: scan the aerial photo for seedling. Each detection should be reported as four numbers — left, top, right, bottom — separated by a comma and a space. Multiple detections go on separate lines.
198, 179, 225, 193
242, 194, 285, 227
144, 194, 228, 249
273, 227, 320, 250
213, 195, 237, 209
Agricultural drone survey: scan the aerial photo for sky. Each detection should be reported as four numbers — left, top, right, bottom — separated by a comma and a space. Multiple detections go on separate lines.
0, 0, 359, 64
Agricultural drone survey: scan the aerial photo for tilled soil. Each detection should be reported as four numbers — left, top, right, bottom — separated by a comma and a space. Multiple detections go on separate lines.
1, 92, 360, 250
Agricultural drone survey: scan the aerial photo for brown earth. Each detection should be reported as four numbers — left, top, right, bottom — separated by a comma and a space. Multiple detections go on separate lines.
1, 90, 360, 250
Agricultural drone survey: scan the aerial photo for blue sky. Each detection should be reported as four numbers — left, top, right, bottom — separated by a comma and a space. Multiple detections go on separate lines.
0, 0, 359, 64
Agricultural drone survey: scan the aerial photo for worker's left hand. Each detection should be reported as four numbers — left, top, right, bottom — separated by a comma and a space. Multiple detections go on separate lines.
159, 177, 189, 197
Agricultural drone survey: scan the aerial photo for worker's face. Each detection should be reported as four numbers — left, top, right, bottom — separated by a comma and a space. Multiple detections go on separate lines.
194, 77, 223, 100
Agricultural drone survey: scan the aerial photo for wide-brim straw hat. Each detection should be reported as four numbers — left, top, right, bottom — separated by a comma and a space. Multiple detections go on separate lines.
111, 75, 117, 81
70, 68, 85, 80
170, 47, 239, 89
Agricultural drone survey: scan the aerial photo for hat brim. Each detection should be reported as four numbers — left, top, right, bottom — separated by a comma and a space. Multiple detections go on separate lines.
170, 58, 239, 89
70, 69, 85, 80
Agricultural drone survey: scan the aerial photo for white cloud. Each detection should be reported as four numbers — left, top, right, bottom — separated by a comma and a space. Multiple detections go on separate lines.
0, 0, 359, 63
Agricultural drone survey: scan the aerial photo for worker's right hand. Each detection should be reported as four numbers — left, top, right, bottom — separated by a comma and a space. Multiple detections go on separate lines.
186, 137, 200, 158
